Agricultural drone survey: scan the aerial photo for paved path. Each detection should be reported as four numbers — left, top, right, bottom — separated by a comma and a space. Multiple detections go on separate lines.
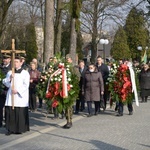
0, 99, 150, 150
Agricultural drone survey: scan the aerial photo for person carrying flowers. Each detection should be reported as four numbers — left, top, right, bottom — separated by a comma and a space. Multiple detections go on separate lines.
108, 59, 139, 116
45, 53, 79, 129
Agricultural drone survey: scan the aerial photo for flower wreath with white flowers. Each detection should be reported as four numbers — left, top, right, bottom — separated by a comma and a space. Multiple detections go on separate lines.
36, 56, 79, 113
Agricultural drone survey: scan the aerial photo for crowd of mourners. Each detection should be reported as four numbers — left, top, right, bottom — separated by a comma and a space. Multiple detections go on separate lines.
0, 53, 150, 135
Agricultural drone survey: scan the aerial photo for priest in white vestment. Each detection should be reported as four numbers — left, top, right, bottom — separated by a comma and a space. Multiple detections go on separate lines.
3, 56, 30, 135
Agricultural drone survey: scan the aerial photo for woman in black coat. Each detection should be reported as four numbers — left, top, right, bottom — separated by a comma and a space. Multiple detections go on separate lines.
139, 63, 150, 102
83, 64, 104, 116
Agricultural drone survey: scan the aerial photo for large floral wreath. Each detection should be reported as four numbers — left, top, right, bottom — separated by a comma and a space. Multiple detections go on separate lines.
108, 63, 133, 104
36, 56, 79, 113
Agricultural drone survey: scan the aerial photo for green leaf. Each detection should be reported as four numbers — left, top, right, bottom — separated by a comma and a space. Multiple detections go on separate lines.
69, 90, 75, 95
63, 98, 69, 104
57, 103, 63, 113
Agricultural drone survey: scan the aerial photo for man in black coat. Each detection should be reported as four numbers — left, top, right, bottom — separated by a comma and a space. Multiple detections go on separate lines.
75, 60, 87, 114
0, 54, 11, 127
96, 56, 109, 109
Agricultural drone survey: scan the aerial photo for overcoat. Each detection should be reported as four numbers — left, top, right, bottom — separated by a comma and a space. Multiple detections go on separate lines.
83, 69, 104, 101
139, 68, 150, 90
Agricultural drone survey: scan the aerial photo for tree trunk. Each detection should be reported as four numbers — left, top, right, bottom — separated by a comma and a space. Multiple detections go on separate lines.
0, 0, 14, 42
69, 18, 77, 65
44, 0, 54, 64
54, 0, 63, 54
91, 0, 98, 63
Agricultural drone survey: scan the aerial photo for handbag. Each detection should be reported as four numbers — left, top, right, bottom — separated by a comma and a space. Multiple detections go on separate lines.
100, 95, 105, 111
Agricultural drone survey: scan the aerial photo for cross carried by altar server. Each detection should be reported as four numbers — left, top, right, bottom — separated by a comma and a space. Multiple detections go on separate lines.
1, 39, 26, 109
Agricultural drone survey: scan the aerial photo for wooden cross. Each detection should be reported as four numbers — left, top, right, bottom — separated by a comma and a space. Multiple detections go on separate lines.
1, 39, 26, 109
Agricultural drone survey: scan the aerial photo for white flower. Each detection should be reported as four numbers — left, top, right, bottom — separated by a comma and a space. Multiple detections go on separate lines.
70, 85, 73, 87
60, 75, 62, 78
51, 78, 53, 81
54, 78, 58, 81
68, 78, 71, 81
58, 78, 61, 81
66, 65, 70, 68
66, 68, 70, 71
67, 71, 71, 74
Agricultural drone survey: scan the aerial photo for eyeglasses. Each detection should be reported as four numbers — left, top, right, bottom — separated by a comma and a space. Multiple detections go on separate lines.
89, 67, 94, 69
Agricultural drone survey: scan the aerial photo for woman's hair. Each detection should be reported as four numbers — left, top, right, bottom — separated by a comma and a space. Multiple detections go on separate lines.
30, 61, 37, 68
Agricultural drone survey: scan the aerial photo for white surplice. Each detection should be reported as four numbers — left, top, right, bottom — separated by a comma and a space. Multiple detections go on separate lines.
3, 70, 30, 107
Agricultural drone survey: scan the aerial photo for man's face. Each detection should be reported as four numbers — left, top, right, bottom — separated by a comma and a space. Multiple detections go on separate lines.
3, 58, 11, 65
67, 58, 72, 63
14, 59, 22, 69
79, 62, 84, 68
97, 58, 103, 65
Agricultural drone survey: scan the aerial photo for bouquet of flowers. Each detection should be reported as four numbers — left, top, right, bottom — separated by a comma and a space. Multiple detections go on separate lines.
108, 63, 133, 104
36, 56, 79, 113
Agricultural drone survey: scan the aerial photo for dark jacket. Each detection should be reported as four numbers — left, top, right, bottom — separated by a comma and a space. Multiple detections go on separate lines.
96, 63, 109, 83
139, 68, 150, 89
29, 69, 41, 88
0, 63, 11, 94
0, 63, 11, 75
79, 66, 87, 89
83, 69, 104, 101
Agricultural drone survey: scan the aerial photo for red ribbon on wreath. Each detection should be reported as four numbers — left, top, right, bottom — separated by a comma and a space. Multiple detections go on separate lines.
46, 63, 68, 98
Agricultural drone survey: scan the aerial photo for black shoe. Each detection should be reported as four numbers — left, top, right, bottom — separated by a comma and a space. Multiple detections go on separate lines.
129, 112, 133, 115
15, 132, 22, 134
116, 113, 123, 117
5, 131, 13, 136
0, 123, 2, 128
63, 122, 72, 129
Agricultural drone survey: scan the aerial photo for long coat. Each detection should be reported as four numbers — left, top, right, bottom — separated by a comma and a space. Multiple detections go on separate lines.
83, 69, 104, 101
139, 68, 150, 89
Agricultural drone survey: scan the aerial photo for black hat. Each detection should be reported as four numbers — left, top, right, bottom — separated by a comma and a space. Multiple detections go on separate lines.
16, 54, 26, 60
3, 54, 11, 59
15, 54, 22, 59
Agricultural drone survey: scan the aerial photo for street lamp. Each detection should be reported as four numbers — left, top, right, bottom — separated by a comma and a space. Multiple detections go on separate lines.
100, 39, 109, 63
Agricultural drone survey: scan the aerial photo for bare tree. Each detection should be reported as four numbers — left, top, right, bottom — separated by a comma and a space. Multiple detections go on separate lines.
20, 0, 45, 25
81, 0, 130, 62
